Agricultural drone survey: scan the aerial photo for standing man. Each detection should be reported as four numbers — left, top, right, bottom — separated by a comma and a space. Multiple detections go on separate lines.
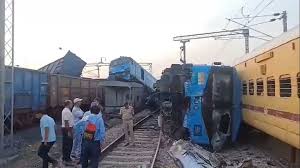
71, 98, 84, 160
72, 101, 99, 162
61, 100, 74, 165
72, 98, 84, 124
83, 98, 103, 118
120, 102, 135, 146
37, 109, 58, 168
81, 105, 106, 168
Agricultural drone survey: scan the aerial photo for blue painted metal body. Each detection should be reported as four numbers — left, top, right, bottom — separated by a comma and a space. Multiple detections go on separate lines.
185, 65, 211, 144
4, 66, 48, 115
39, 50, 86, 77
109, 57, 157, 89
231, 68, 242, 142
185, 65, 242, 148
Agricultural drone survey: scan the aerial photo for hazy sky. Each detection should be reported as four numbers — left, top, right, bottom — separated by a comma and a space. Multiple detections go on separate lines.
15, 0, 299, 78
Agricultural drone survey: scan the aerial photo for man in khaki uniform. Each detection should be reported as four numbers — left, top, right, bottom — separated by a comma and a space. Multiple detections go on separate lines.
120, 102, 135, 146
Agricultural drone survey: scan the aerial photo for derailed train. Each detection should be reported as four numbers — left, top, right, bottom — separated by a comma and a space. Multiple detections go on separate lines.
148, 63, 242, 151
109, 56, 157, 90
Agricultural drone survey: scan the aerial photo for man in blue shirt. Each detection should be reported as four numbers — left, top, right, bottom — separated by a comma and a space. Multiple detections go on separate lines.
71, 101, 100, 163
37, 109, 58, 168
81, 105, 105, 168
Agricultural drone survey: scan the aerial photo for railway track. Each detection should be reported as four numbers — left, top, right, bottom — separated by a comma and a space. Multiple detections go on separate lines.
100, 112, 161, 168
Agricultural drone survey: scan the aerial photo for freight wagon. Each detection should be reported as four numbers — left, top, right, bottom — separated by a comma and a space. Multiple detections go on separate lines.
3, 66, 104, 129
39, 50, 86, 77
109, 56, 157, 90
4, 66, 48, 129
48, 74, 105, 119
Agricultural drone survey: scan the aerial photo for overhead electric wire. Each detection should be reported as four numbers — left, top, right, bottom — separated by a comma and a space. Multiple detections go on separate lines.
226, 18, 273, 38
249, 35, 269, 41
252, 0, 266, 12
247, 0, 275, 24
247, 18, 277, 27
231, 13, 280, 19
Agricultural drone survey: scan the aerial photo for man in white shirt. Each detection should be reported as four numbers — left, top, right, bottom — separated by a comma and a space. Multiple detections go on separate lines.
38, 109, 58, 168
61, 100, 74, 165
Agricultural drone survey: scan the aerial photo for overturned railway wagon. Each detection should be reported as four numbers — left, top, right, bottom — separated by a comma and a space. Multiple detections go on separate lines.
151, 63, 242, 151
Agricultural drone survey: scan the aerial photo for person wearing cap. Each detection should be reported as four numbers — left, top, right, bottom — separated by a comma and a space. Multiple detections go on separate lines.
81, 105, 106, 168
72, 98, 84, 124
61, 100, 74, 165
70, 98, 84, 161
120, 102, 135, 146
70, 101, 99, 162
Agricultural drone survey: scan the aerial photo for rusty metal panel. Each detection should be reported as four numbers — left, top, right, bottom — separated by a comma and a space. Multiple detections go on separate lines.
81, 88, 90, 102
70, 87, 81, 100
89, 88, 97, 100
71, 78, 81, 88
59, 76, 71, 87
90, 80, 99, 88
81, 79, 90, 88
59, 87, 70, 106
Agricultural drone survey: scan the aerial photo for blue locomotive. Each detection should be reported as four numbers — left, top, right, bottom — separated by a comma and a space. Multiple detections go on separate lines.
109, 57, 157, 90
185, 64, 242, 151
151, 63, 242, 151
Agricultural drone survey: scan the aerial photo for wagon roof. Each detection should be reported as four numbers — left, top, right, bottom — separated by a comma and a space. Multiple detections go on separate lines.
234, 25, 299, 65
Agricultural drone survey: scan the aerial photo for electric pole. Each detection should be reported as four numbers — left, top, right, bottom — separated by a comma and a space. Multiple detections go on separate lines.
0, 0, 5, 150
0, 0, 14, 149
180, 40, 189, 65
243, 29, 250, 53
282, 11, 287, 32
173, 29, 250, 63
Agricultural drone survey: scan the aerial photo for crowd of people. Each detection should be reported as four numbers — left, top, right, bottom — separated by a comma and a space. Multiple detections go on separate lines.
37, 97, 135, 168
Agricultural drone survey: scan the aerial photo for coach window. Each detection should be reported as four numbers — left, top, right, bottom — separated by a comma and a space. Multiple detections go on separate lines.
267, 77, 275, 96
249, 80, 254, 95
297, 73, 300, 98
242, 81, 247, 95
279, 75, 291, 97
257, 78, 264, 96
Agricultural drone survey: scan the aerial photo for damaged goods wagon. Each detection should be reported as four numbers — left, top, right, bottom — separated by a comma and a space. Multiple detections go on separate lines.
39, 50, 86, 77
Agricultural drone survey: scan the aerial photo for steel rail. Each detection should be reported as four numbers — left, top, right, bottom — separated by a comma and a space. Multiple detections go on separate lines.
150, 130, 162, 168
101, 108, 159, 156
